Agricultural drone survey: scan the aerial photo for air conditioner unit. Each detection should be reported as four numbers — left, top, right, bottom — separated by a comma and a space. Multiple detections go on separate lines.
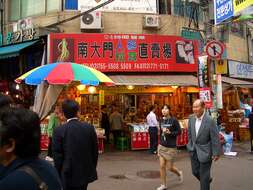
143, 15, 160, 28
18, 18, 33, 30
80, 11, 102, 29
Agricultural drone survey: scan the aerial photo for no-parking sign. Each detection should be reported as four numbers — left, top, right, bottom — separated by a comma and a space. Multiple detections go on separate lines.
206, 41, 225, 59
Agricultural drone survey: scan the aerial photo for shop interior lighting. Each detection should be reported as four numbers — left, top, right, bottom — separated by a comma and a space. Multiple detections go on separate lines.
15, 94, 19, 98
126, 85, 134, 90
77, 84, 86, 91
15, 84, 20, 90
88, 86, 96, 94
171, 85, 178, 89
5, 91, 9, 95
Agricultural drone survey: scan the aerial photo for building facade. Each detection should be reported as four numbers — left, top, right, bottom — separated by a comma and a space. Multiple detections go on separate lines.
1, 0, 251, 64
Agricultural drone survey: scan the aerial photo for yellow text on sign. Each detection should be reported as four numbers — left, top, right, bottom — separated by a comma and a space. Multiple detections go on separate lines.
233, 0, 252, 14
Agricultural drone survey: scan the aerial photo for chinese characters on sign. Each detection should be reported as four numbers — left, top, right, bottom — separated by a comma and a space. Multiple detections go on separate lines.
50, 33, 198, 72
199, 87, 212, 108
78, 0, 157, 14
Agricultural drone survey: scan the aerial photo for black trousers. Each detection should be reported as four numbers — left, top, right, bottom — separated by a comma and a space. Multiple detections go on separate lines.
112, 130, 122, 146
47, 137, 52, 157
148, 127, 158, 153
190, 151, 212, 190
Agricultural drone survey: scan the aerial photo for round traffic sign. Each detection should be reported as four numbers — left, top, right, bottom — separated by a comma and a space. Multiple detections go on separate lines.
205, 41, 224, 58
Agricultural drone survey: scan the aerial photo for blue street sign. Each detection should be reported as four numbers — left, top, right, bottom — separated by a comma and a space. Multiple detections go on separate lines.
214, 0, 234, 25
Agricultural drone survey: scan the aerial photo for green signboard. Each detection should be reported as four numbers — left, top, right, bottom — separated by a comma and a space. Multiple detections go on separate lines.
181, 29, 201, 40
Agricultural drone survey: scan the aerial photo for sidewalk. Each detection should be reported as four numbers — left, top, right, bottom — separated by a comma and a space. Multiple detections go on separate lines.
41, 141, 253, 190
88, 141, 253, 190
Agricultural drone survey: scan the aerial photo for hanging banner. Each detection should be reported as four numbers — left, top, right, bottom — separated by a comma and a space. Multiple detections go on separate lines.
99, 90, 105, 105
198, 56, 209, 88
216, 74, 223, 109
215, 59, 228, 74
78, 0, 157, 13
199, 87, 213, 108
49, 33, 198, 72
233, 0, 252, 14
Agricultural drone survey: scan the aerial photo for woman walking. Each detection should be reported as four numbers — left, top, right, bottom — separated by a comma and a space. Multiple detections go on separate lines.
157, 104, 183, 190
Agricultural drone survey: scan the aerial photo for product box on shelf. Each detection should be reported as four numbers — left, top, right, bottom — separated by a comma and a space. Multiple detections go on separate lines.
131, 132, 150, 150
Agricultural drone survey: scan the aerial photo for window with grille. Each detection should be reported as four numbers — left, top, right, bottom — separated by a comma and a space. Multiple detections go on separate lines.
8, 0, 61, 21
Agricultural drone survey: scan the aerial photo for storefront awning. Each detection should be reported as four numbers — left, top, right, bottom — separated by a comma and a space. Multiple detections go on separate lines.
108, 75, 198, 86
222, 76, 253, 87
0, 40, 39, 59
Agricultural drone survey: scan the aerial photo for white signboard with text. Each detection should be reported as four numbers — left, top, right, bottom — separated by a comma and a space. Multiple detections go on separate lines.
78, 0, 157, 13
228, 60, 253, 79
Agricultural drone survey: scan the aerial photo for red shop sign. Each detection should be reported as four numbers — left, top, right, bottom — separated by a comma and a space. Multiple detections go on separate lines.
49, 33, 198, 72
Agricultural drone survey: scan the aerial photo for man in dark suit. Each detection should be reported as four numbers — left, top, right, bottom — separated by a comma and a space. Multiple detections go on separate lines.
248, 107, 253, 152
187, 99, 220, 190
52, 99, 98, 190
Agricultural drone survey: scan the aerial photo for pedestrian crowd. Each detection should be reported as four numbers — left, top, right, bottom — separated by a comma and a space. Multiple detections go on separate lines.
0, 92, 223, 190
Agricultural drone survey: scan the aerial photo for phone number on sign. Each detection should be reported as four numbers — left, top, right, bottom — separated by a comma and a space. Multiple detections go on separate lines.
87, 62, 171, 71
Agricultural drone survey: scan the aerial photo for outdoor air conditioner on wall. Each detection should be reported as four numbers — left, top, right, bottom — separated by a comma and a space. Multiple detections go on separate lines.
80, 11, 102, 29
143, 15, 160, 28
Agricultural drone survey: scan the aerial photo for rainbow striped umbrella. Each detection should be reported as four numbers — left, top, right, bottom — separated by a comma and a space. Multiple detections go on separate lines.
15, 62, 114, 86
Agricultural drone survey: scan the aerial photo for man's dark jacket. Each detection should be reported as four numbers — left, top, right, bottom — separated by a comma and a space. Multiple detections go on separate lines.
52, 119, 98, 188
0, 158, 62, 190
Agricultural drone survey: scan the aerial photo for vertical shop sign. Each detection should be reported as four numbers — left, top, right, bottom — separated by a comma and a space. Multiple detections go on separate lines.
99, 90, 105, 105
199, 87, 212, 108
198, 56, 209, 87
216, 74, 223, 109
215, 59, 228, 74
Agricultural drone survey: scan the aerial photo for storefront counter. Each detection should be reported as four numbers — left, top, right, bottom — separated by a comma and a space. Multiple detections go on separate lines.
128, 123, 188, 150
